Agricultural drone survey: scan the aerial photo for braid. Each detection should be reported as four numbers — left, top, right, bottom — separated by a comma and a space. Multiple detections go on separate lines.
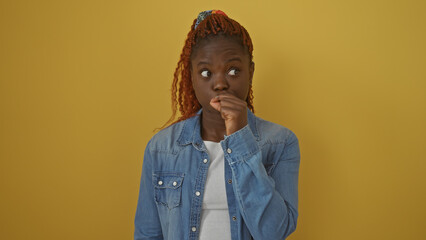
160, 13, 254, 129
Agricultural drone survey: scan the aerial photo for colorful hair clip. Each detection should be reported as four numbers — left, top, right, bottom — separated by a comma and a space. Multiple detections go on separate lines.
194, 10, 228, 30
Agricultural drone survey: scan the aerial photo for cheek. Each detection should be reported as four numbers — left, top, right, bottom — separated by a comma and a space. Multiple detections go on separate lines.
235, 80, 251, 99
242, 87, 250, 100
192, 80, 208, 102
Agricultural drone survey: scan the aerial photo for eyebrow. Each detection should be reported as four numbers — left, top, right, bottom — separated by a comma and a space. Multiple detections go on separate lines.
197, 57, 242, 67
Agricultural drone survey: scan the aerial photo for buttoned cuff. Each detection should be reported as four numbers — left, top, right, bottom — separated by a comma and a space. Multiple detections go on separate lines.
221, 124, 260, 164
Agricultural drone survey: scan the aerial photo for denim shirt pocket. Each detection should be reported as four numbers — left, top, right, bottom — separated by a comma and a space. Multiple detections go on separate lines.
152, 172, 185, 209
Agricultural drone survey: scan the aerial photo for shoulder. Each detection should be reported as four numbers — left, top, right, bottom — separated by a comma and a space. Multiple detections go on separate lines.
254, 114, 298, 145
146, 119, 188, 154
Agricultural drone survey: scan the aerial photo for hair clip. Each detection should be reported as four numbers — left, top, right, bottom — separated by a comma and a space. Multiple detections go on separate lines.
194, 10, 228, 30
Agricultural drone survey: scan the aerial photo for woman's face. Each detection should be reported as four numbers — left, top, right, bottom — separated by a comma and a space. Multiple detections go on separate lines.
190, 35, 254, 114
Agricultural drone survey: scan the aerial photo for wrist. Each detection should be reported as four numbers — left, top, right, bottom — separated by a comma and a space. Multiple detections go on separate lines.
226, 120, 248, 136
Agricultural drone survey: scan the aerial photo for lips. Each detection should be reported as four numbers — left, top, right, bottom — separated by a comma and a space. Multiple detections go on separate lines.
214, 91, 231, 97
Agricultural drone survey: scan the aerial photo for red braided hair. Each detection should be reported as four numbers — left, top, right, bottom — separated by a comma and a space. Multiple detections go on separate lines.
161, 12, 254, 129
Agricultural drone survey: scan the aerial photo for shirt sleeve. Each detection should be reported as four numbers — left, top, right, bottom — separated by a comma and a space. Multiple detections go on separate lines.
134, 141, 164, 240
221, 124, 301, 240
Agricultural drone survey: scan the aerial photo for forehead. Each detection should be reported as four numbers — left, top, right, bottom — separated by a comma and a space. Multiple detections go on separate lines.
191, 35, 248, 61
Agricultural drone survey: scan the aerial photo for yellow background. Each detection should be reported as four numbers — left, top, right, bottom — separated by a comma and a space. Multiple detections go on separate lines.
1, 0, 425, 239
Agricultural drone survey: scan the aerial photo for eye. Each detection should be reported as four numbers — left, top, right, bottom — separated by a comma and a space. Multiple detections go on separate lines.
228, 68, 239, 76
201, 70, 210, 78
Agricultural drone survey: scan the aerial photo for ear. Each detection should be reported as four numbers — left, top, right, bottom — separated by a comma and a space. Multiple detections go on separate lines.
249, 61, 255, 85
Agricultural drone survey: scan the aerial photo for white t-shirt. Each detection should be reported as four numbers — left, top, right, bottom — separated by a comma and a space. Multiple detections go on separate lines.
199, 140, 232, 240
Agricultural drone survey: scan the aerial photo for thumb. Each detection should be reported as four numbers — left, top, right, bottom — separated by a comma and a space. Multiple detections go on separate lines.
210, 97, 221, 112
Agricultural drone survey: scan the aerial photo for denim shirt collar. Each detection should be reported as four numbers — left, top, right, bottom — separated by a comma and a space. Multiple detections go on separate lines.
177, 108, 260, 150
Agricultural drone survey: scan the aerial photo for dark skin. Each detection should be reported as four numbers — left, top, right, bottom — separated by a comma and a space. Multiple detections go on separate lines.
190, 35, 255, 142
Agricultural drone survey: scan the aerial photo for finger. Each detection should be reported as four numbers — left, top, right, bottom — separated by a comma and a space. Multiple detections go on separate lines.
210, 95, 221, 102
210, 101, 221, 112
217, 97, 247, 108
210, 96, 221, 112
210, 94, 247, 113
215, 93, 240, 101
214, 94, 245, 103
216, 95, 247, 106
217, 99, 247, 112
219, 104, 246, 113
218, 105, 246, 121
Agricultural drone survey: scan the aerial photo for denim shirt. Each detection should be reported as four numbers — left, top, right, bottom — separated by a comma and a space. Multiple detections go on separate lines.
134, 109, 301, 240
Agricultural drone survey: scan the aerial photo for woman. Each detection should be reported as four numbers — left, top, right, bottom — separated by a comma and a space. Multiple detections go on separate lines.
134, 10, 301, 240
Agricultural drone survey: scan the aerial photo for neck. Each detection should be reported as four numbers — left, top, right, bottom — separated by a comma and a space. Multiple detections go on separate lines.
200, 109, 226, 142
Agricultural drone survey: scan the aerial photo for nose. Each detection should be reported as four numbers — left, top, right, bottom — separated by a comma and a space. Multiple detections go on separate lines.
213, 75, 229, 91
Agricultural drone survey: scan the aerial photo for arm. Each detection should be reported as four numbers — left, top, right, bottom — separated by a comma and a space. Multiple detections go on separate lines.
134, 141, 164, 240
222, 125, 300, 240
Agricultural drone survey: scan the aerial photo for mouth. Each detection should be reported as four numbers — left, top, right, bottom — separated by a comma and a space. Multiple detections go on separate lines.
214, 91, 231, 97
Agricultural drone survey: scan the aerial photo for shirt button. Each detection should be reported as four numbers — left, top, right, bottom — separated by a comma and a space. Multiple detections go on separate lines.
228, 179, 232, 184
172, 181, 177, 186
232, 216, 237, 221
195, 191, 201, 196
158, 180, 163, 186
203, 159, 208, 164
191, 227, 197, 232
227, 148, 232, 154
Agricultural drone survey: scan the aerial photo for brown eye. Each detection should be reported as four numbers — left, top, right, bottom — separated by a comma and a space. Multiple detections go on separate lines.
201, 70, 210, 78
228, 68, 239, 76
